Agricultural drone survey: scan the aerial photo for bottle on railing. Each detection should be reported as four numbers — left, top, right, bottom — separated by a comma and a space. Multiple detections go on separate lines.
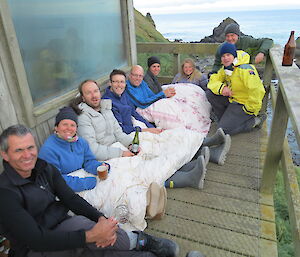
282, 30, 296, 66
131, 128, 139, 155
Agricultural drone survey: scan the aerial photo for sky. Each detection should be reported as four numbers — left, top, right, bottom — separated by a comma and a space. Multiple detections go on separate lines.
133, 0, 300, 15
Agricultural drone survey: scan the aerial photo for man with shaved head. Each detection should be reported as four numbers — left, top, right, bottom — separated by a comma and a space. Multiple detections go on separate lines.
126, 65, 176, 109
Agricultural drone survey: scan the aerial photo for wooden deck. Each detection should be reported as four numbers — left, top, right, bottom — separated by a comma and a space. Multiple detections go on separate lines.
145, 124, 278, 257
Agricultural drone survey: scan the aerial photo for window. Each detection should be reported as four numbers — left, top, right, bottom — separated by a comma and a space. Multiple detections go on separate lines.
7, 0, 127, 106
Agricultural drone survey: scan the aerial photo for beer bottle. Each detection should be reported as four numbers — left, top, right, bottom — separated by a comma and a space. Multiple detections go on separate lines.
131, 128, 139, 155
282, 31, 296, 66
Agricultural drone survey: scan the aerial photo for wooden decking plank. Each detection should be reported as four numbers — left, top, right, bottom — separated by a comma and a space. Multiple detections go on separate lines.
147, 215, 260, 256
167, 189, 261, 218
207, 169, 260, 190
202, 180, 260, 203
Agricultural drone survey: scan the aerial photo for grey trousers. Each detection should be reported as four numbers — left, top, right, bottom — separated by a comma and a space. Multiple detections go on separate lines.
27, 216, 156, 257
206, 90, 255, 135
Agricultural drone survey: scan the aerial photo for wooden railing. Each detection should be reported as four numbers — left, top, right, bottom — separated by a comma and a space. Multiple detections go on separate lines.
260, 44, 300, 256
137, 42, 300, 256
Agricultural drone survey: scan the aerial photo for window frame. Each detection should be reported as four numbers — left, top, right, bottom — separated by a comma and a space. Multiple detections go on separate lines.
0, 0, 136, 127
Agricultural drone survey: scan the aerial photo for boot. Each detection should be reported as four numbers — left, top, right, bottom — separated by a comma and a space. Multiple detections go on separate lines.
209, 134, 231, 165
202, 128, 226, 147
186, 250, 206, 257
134, 231, 179, 257
146, 183, 167, 220
165, 155, 207, 189
200, 146, 210, 166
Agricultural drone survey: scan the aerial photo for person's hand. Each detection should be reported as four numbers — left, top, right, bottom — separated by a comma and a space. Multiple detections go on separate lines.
122, 150, 135, 157
85, 216, 118, 247
142, 128, 163, 134
163, 87, 176, 98
255, 52, 265, 64
128, 145, 141, 155
221, 86, 232, 97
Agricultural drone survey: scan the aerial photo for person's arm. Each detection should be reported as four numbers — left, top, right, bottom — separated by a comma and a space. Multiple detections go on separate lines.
0, 188, 86, 252
239, 67, 266, 116
239, 36, 273, 56
172, 73, 180, 83
211, 45, 223, 74
77, 113, 123, 160
131, 109, 155, 129
126, 81, 165, 109
111, 106, 138, 134
207, 69, 226, 95
81, 138, 104, 175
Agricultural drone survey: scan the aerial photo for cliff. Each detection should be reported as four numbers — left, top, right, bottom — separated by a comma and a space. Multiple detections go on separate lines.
134, 9, 169, 43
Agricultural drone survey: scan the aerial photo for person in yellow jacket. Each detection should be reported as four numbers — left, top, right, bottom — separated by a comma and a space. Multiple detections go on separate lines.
207, 42, 266, 135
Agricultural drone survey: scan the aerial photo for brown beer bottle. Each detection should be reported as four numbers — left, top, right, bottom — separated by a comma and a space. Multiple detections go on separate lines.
282, 31, 296, 66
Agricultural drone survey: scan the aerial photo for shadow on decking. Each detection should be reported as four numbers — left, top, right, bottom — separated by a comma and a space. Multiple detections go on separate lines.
145, 124, 277, 257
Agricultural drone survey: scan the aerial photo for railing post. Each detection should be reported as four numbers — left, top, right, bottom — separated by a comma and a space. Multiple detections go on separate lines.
260, 86, 289, 194
261, 54, 273, 114
173, 53, 180, 76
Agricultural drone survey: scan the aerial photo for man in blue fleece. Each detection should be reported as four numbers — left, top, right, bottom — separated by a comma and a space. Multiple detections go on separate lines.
126, 65, 176, 109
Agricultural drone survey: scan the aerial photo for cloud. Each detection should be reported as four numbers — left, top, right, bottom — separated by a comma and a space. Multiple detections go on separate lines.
133, 0, 300, 14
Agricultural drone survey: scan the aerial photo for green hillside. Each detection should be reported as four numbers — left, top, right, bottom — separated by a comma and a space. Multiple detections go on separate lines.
134, 9, 168, 43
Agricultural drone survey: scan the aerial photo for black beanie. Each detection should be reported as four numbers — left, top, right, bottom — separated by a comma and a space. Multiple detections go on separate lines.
55, 107, 78, 126
220, 42, 237, 58
224, 23, 240, 36
147, 56, 160, 68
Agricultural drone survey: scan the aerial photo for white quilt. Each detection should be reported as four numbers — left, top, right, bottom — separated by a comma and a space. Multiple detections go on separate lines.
69, 128, 205, 231
136, 83, 211, 134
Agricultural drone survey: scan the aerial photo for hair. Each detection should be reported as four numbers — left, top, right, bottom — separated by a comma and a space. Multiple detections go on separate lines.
0, 124, 33, 152
109, 69, 126, 82
174, 58, 202, 83
69, 79, 99, 115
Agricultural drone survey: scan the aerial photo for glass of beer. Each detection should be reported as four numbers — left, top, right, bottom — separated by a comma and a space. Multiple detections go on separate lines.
97, 165, 108, 180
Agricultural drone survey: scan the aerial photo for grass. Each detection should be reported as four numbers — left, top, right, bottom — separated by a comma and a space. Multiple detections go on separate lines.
274, 165, 300, 256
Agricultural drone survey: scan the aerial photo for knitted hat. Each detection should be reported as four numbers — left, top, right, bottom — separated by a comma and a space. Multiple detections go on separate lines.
147, 56, 160, 68
55, 107, 78, 126
224, 23, 240, 36
220, 42, 237, 58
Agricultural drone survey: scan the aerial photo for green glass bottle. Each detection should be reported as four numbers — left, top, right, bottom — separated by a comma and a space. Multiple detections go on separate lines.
131, 128, 139, 155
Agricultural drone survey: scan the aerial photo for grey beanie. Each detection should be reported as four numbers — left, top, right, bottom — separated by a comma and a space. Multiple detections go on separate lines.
224, 23, 240, 36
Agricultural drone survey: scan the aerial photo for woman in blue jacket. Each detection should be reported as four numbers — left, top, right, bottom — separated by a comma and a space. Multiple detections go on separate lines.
39, 106, 109, 192
103, 69, 163, 134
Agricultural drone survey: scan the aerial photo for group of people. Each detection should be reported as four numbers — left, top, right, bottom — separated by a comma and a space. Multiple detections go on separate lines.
0, 23, 273, 257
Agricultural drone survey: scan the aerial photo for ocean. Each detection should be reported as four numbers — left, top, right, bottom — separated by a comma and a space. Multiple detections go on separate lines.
152, 9, 300, 46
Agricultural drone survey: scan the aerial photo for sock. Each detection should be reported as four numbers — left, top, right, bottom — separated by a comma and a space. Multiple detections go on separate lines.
126, 231, 138, 250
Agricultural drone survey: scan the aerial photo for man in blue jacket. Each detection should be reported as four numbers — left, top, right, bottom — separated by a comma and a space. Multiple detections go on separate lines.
103, 69, 162, 134
126, 65, 176, 109
0, 124, 180, 257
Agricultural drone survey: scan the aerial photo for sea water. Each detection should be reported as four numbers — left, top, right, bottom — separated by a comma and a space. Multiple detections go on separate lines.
152, 9, 300, 45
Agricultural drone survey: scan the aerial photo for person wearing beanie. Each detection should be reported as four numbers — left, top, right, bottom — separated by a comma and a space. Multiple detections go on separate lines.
211, 22, 273, 73
207, 43, 266, 135
144, 56, 163, 94
39, 106, 110, 192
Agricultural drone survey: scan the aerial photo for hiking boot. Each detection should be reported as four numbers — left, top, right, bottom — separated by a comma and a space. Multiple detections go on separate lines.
253, 113, 267, 129
134, 231, 179, 257
186, 250, 206, 257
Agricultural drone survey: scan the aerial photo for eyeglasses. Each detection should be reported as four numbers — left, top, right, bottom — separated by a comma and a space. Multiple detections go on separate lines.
112, 80, 126, 84
130, 73, 143, 78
